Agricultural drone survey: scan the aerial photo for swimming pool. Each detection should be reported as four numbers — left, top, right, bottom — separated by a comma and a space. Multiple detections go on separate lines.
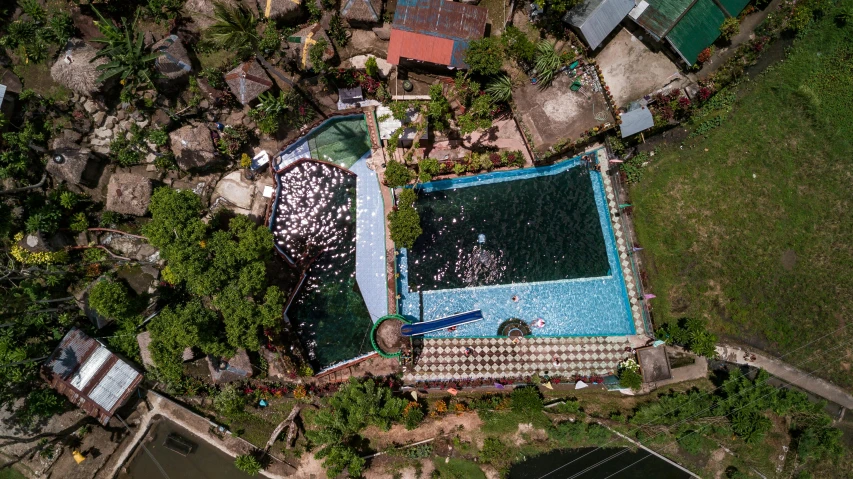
397, 154, 635, 338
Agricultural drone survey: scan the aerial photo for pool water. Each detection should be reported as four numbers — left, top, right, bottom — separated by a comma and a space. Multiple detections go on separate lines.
306, 116, 371, 169
398, 156, 635, 338
508, 447, 692, 479
408, 165, 608, 290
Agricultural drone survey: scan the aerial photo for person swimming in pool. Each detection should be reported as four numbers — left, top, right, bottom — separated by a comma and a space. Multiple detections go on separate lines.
512, 295, 519, 302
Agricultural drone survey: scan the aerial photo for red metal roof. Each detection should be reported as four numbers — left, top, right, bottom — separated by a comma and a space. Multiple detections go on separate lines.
387, 29, 455, 66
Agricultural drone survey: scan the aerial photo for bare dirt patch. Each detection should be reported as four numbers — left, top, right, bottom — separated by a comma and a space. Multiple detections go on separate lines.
511, 423, 549, 446
781, 249, 797, 271
363, 412, 483, 451
595, 27, 687, 108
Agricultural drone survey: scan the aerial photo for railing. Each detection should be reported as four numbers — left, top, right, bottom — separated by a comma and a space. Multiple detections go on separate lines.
605, 147, 654, 337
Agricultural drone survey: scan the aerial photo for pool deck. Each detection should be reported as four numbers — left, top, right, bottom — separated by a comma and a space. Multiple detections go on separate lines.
352, 154, 389, 322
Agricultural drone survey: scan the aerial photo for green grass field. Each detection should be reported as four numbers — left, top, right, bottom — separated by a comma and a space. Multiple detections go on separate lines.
630, 7, 853, 389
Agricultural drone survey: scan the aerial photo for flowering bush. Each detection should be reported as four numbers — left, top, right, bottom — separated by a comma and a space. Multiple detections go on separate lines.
697, 47, 712, 64
697, 87, 713, 102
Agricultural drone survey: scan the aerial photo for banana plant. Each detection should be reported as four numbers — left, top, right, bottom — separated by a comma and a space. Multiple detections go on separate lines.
90, 7, 159, 95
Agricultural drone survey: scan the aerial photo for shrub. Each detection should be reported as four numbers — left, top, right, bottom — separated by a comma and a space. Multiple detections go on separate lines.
510, 386, 543, 414
501, 26, 536, 64
70, 212, 89, 233
148, 128, 169, 147
655, 318, 717, 357
88, 279, 132, 320
388, 205, 422, 250
720, 17, 740, 41
617, 366, 642, 391
214, 384, 247, 417
534, 41, 562, 87
384, 160, 412, 187
677, 430, 713, 454
418, 158, 440, 182
479, 437, 511, 470
464, 37, 504, 76
234, 454, 262, 475
403, 402, 425, 430
365, 56, 379, 77
697, 47, 712, 64
453, 162, 467, 175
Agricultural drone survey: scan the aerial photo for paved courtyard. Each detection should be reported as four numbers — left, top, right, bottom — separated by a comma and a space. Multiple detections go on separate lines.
513, 71, 613, 153
595, 28, 690, 107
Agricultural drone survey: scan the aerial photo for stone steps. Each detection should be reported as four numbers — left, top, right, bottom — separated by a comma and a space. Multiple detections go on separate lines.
404, 336, 631, 382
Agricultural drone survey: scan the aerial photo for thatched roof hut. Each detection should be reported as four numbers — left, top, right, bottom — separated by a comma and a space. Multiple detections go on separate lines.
340, 0, 382, 25
106, 173, 153, 216
169, 122, 218, 170
224, 60, 273, 105
184, 0, 239, 31
286, 24, 335, 71
152, 35, 192, 80
50, 39, 108, 96
257, 0, 302, 19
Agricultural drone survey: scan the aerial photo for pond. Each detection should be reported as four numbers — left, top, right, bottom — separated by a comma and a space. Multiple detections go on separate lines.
508, 447, 693, 479
118, 418, 254, 479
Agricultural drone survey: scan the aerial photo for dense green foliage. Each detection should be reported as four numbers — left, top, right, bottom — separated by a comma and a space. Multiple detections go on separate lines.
510, 386, 543, 414
388, 189, 422, 249
427, 84, 452, 132
384, 160, 412, 188
720, 17, 741, 41
87, 279, 132, 320
206, 2, 259, 57
486, 75, 513, 103
464, 37, 505, 76
534, 41, 562, 87
501, 27, 536, 65
91, 7, 159, 99
141, 188, 285, 381
306, 378, 407, 478
0, 1, 72, 64
234, 454, 262, 475
418, 157, 440, 183
655, 318, 718, 357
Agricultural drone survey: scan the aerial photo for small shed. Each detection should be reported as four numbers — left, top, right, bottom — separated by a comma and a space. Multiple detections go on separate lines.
106, 173, 153, 216
207, 348, 253, 384
257, 0, 302, 19
169, 122, 218, 170
337, 86, 364, 109
42, 328, 143, 425
152, 35, 192, 80
620, 106, 655, 138
563, 0, 635, 50
340, 0, 382, 25
636, 345, 673, 383
224, 60, 273, 105
50, 38, 108, 96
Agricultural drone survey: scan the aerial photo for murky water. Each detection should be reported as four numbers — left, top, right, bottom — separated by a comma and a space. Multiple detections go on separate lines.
508, 447, 692, 479
119, 419, 253, 479
275, 161, 373, 370
408, 166, 608, 291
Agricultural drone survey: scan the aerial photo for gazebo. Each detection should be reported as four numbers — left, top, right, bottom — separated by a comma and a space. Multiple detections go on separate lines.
256, 0, 302, 20
224, 60, 273, 105
340, 0, 382, 26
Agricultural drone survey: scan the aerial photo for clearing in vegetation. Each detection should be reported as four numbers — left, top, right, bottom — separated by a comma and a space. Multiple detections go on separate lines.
630, 5, 853, 390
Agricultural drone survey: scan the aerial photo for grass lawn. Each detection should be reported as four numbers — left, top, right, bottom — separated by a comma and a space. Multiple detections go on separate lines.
0, 468, 26, 479
432, 458, 487, 479
12, 63, 70, 100
629, 9, 853, 389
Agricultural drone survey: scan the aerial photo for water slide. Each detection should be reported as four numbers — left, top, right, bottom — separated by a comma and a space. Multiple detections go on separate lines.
400, 310, 484, 337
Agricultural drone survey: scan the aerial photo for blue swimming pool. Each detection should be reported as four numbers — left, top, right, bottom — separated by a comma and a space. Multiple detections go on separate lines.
397, 154, 635, 338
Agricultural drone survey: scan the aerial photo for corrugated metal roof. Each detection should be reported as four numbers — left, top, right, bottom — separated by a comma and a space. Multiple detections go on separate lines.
564, 0, 635, 49
620, 107, 654, 137
42, 327, 142, 424
390, 0, 487, 68
387, 29, 455, 66
719, 0, 749, 16
88, 360, 141, 412
45, 328, 98, 379
632, 0, 695, 39
666, 0, 725, 64
69, 346, 110, 390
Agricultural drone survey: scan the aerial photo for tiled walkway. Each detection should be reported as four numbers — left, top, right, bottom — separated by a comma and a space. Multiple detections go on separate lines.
352, 155, 388, 322
597, 149, 646, 335
404, 336, 630, 381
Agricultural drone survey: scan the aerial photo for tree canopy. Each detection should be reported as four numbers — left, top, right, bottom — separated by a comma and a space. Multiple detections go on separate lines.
465, 37, 505, 76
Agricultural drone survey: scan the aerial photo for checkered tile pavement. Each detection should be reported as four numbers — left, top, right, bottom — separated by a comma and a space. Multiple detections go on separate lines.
404, 336, 631, 382
597, 149, 646, 335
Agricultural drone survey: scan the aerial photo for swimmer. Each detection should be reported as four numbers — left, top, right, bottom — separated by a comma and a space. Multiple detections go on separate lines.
533, 318, 545, 328
512, 295, 519, 302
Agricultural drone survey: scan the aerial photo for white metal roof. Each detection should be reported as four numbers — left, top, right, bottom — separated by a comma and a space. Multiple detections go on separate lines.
69, 346, 110, 390
88, 360, 141, 412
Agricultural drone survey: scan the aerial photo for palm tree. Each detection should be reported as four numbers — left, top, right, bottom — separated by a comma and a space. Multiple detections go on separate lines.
90, 7, 158, 94
534, 40, 562, 87
486, 74, 513, 103
206, 2, 259, 57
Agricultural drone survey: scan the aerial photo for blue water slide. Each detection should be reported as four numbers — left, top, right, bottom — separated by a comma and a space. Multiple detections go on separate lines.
400, 310, 484, 337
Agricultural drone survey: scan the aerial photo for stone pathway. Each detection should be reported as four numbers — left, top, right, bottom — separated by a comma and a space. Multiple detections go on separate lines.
597, 148, 646, 335
405, 336, 631, 381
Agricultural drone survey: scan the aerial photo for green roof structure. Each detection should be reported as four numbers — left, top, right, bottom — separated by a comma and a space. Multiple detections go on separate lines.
629, 0, 750, 65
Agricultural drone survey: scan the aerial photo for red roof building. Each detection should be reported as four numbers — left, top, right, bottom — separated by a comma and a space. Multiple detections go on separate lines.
42, 328, 143, 425
387, 0, 488, 69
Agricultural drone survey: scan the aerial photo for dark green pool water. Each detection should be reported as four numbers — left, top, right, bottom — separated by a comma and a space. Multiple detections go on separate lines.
281, 167, 373, 370
408, 167, 608, 291
508, 448, 692, 479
